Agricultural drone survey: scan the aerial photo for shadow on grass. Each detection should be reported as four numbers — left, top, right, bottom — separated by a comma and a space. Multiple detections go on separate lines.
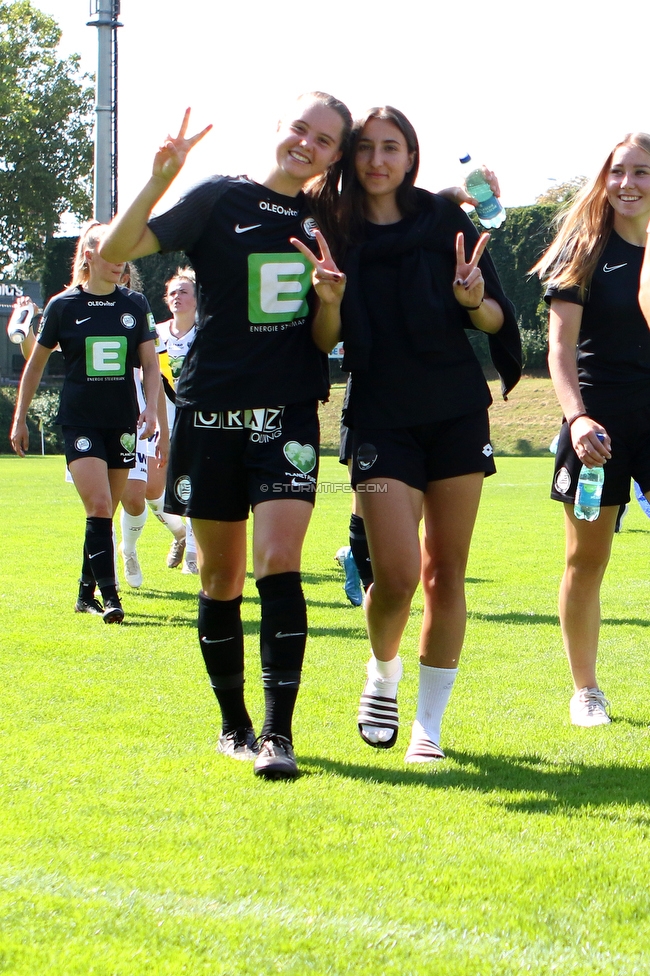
468, 609, 650, 628
300, 750, 650, 817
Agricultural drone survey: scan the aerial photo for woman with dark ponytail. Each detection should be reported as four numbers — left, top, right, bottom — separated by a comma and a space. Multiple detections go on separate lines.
101, 94, 352, 779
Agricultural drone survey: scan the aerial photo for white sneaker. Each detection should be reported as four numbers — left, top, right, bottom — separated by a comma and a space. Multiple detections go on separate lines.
166, 536, 186, 569
570, 687, 611, 727
118, 543, 142, 588
182, 554, 199, 575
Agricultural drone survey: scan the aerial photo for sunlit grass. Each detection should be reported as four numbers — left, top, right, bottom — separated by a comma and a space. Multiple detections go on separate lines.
1, 455, 650, 974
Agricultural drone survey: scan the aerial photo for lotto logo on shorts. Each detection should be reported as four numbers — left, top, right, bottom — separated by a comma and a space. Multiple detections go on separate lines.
85, 336, 127, 376
247, 253, 311, 323
357, 443, 378, 471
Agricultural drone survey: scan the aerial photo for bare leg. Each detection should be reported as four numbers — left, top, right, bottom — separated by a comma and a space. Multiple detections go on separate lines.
361, 479, 423, 661
192, 518, 247, 600
560, 504, 618, 690
419, 472, 484, 668
252, 499, 313, 579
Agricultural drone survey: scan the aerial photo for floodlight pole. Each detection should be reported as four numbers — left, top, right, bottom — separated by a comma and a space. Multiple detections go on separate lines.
87, 0, 122, 222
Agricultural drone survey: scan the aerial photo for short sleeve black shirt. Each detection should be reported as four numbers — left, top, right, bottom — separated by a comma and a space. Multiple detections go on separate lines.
37, 285, 156, 426
545, 231, 650, 412
148, 176, 329, 411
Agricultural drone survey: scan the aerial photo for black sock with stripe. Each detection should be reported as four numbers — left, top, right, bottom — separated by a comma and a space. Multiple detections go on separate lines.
256, 572, 307, 742
349, 513, 374, 591
85, 517, 118, 602
198, 592, 251, 734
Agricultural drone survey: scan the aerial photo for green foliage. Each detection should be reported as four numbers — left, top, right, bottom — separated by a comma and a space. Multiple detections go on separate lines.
536, 176, 588, 205
0, 1, 94, 272
0, 385, 63, 453
3, 455, 650, 974
40, 236, 77, 304
133, 251, 187, 321
480, 204, 557, 336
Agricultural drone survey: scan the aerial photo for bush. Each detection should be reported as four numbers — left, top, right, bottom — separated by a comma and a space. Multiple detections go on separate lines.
0, 386, 63, 454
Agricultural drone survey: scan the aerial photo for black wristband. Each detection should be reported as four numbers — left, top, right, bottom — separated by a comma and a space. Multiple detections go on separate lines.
566, 411, 587, 427
463, 299, 484, 311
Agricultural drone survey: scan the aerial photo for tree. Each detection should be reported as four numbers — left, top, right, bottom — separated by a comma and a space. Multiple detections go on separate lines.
535, 176, 588, 206
0, 1, 94, 273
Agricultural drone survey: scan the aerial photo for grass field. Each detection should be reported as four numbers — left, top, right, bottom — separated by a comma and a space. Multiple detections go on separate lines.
2, 454, 650, 974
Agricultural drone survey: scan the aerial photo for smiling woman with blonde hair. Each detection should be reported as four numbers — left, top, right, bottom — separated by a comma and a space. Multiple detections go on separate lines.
534, 132, 650, 726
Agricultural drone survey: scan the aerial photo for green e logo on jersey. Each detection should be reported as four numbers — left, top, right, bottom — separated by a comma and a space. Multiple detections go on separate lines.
85, 336, 127, 376
248, 253, 311, 324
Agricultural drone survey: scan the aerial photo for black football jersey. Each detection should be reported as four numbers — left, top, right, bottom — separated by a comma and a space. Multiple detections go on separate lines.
149, 176, 328, 411
37, 285, 156, 426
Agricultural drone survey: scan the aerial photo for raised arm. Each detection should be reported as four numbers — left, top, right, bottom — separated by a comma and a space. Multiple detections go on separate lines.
548, 298, 611, 468
291, 229, 346, 353
453, 232, 504, 334
640, 223, 650, 325
100, 109, 212, 263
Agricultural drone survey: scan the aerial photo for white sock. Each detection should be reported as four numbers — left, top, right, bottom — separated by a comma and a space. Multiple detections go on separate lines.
361, 654, 402, 744
185, 517, 196, 557
147, 493, 185, 539
414, 663, 458, 746
120, 506, 147, 554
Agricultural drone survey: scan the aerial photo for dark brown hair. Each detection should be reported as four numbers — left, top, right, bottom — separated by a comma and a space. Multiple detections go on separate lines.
299, 91, 353, 242
337, 106, 420, 247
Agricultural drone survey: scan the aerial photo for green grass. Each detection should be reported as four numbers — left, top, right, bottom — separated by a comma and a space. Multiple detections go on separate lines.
2, 455, 650, 974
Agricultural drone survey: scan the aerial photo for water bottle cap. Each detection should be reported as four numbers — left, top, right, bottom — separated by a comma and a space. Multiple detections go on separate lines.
459, 153, 471, 164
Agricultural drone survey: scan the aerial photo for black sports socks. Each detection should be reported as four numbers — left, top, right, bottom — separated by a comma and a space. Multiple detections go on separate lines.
256, 572, 307, 742
84, 517, 118, 602
349, 513, 374, 590
198, 592, 252, 733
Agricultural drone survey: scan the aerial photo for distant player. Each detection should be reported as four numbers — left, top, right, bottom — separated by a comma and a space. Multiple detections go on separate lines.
10, 222, 162, 623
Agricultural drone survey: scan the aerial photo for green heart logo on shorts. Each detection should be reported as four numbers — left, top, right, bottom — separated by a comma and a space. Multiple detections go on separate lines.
120, 432, 136, 454
283, 441, 316, 475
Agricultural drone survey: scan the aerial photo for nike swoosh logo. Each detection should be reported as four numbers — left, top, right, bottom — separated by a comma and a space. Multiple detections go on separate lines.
603, 263, 627, 273
89, 551, 106, 559
201, 636, 234, 643
275, 632, 306, 639
76, 317, 91, 324
235, 223, 262, 234
277, 680, 296, 686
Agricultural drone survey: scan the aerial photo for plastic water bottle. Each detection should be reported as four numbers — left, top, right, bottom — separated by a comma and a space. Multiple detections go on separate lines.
6, 303, 34, 344
574, 435, 606, 521
634, 480, 650, 519
459, 154, 506, 228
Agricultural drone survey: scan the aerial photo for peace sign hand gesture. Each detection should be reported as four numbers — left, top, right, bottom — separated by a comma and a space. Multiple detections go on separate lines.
291, 229, 346, 306
152, 108, 213, 185
453, 231, 490, 310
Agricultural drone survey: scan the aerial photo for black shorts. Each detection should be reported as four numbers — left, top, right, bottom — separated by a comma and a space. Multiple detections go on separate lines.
551, 404, 650, 506
166, 400, 320, 522
339, 422, 352, 465
350, 409, 496, 491
63, 425, 137, 468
